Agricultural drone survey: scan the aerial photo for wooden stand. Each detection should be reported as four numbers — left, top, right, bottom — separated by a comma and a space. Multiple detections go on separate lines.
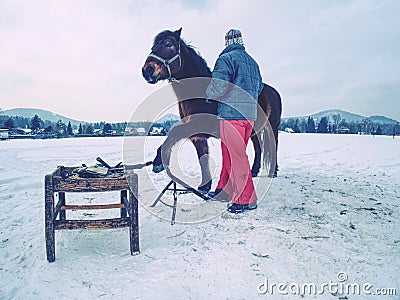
44, 166, 139, 262
150, 180, 210, 225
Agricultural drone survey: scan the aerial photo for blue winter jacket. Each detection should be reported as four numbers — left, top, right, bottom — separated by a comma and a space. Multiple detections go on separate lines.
206, 44, 264, 120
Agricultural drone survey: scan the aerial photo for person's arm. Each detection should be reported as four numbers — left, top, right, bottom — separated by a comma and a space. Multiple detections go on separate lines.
259, 80, 264, 96
206, 56, 233, 100
256, 63, 264, 96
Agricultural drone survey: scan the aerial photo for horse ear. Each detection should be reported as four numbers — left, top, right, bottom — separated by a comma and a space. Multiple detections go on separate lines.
175, 27, 182, 38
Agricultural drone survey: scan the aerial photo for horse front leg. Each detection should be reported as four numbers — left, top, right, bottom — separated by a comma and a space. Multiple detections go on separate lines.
191, 137, 212, 193
251, 130, 262, 177
153, 118, 216, 192
152, 121, 194, 173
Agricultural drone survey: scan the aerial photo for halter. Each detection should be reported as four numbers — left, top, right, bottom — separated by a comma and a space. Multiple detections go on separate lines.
147, 42, 182, 81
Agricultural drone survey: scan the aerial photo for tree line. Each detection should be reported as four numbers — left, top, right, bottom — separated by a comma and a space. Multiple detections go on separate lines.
2, 111, 397, 137
0, 114, 123, 137
279, 114, 398, 136
0, 113, 179, 137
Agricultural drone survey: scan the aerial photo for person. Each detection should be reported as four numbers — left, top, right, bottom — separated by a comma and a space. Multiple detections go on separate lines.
206, 29, 264, 213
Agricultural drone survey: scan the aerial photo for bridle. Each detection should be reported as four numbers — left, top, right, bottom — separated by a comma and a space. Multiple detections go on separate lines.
147, 41, 182, 81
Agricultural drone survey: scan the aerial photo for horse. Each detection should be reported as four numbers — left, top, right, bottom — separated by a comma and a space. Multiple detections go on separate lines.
142, 28, 282, 193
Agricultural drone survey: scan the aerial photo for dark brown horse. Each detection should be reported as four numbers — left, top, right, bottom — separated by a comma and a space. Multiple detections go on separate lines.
142, 28, 281, 192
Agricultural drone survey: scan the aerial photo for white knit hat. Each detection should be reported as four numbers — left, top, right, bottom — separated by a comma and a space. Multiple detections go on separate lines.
225, 29, 244, 46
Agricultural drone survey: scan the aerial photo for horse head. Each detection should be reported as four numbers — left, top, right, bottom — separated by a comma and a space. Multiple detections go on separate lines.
142, 28, 182, 84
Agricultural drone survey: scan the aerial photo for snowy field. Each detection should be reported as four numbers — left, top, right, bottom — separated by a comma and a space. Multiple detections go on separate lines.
0, 133, 399, 299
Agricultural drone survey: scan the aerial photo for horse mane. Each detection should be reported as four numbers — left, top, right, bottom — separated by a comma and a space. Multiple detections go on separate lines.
179, 41, 211, 79
174, 41, 215, 116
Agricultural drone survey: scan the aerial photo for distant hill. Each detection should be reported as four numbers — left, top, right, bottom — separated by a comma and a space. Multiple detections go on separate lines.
2, 108, 84, 126
367, 115, 398, 124
156, 113, 180, 123
285, 109, 398, 124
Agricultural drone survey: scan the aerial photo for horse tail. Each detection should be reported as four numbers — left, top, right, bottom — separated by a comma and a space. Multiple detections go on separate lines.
261, 84, 281, 177
262, 123, 277, 177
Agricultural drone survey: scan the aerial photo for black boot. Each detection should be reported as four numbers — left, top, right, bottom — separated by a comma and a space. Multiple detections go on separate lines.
227, 203, 246, 213
227, 202, 257, 213
207, 189, 229, 202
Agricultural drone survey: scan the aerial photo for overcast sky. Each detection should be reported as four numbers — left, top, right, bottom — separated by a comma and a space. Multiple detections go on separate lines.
1, 0, 399, 122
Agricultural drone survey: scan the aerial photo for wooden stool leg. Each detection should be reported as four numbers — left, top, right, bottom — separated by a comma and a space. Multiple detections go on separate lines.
59, 192, 66, 220
45, 175, 56, 262
128, 173, 139, 254
120, 190, 128, 218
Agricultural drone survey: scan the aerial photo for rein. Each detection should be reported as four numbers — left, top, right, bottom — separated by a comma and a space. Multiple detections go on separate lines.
147, 42, 182, 81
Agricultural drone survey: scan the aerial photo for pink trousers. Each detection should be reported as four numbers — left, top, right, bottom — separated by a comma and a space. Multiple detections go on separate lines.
216, 120, 257, 205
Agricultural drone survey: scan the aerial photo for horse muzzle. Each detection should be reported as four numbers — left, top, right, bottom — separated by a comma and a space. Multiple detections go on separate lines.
142, 65, 161, 84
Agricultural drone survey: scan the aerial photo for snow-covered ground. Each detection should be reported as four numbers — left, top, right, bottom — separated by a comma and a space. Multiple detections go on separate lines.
0, 134, 399, 299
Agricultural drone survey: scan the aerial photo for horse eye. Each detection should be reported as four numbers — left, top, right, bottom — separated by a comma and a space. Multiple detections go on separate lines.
165, 41, 174, 48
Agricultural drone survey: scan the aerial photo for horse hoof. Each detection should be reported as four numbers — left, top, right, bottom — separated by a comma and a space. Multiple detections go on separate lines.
152, 165, 165, 173
251, 165, 260, 178
198, 182, 212, 193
